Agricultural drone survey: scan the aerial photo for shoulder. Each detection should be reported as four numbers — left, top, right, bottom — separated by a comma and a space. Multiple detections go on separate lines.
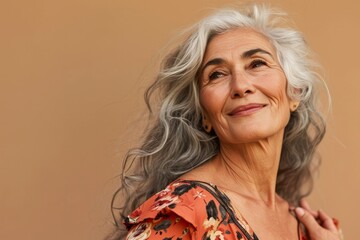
124, 180, 259, 239
124, 180, 215, 229
124, 179, 240, 239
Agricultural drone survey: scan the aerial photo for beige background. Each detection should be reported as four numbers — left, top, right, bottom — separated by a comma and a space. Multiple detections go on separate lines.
1, 0, 359, 239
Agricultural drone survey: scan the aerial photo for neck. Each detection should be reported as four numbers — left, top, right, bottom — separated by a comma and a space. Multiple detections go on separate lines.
212, 134, 283, 207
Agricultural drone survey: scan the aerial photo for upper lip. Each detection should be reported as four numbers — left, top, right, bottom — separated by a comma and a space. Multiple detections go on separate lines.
228, 103, 267, 116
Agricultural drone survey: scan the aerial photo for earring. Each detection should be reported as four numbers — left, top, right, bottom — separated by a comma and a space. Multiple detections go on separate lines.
203, 124, 209, 131
202, 114, 212, 132
291, 103, 298, 112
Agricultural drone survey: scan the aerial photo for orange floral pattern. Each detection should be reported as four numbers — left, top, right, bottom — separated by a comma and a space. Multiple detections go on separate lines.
124, 179, 306, 240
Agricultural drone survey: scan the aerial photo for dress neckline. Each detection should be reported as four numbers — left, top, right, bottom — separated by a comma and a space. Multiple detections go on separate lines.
176, 179, 304, 240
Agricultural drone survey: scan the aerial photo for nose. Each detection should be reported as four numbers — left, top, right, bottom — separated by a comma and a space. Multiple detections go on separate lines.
230, 71, 255, 98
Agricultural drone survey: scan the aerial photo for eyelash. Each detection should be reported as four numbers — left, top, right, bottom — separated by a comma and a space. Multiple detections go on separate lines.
207, 59, 267, 81
249, 59, 267, 68
209, 71, 225, 80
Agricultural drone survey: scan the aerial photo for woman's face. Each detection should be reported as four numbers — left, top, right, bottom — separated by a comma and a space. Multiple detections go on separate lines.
199, 28, 298, 144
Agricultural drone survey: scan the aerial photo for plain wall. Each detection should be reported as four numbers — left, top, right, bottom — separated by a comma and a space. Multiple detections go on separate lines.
1, 0, 359, 239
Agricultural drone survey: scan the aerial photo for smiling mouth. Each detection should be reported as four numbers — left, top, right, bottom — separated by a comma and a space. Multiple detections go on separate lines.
228, 103, 267, 116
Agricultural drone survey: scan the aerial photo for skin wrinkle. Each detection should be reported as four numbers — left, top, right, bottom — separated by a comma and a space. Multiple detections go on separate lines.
213, 131, 283, 205
201, 48, 274, 74
180, 28, 303, 240
114, 7, 331, 240
198, 28, 299, 206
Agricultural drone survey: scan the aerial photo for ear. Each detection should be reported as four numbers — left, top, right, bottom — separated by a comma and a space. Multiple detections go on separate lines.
202, 114, 212, 133
290, 100, 300, 112
288, 86, 301, 112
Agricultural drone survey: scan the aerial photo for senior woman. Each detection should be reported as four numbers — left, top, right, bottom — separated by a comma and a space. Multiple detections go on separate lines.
109, 4, 341, 240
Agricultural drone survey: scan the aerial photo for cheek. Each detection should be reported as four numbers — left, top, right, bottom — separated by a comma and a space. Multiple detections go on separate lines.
259, 73, 289, 107
266, 80, 292, 122
277, 82, 291, 110
277, 89, 290, 107
200, 86, 228, 123
200, 91, 217, 119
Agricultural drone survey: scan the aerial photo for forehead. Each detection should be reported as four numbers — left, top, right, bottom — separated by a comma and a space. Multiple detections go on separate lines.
204, 28, 276, 59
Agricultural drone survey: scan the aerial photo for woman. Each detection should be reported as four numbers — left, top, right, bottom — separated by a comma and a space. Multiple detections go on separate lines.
109, 4, 342, 240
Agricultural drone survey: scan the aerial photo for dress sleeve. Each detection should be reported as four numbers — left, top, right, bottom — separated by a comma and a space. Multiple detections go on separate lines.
123, 181, 199, 239
126, 211, 195, 240
123, 180, 253, 240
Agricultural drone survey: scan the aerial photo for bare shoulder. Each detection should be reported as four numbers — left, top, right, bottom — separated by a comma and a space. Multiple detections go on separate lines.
180, 159, 218, 183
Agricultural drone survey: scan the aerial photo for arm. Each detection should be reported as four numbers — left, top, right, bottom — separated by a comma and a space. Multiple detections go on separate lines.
295, 199, 343, 240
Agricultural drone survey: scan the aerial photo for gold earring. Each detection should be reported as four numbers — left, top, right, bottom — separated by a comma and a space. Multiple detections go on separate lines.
202, 123, 212, 132
291, 103, 298, 111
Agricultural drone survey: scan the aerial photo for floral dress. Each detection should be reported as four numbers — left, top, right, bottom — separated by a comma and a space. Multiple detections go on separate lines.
124, 179, 307, 240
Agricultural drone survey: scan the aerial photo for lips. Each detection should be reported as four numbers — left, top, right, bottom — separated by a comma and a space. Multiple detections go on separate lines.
228, 103, 267, 116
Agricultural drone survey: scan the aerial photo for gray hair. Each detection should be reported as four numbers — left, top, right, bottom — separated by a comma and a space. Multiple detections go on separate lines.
108, 4, 327, 238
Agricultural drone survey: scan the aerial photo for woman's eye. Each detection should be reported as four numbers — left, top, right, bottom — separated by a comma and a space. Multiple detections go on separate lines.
250, 59, 267, 69
209, 71, 225, 80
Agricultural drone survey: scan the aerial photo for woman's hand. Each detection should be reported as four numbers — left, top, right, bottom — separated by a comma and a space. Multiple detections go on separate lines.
295, 199, 343, 240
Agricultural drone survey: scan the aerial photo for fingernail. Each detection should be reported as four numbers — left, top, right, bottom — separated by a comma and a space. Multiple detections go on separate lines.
295, 207, 305, 217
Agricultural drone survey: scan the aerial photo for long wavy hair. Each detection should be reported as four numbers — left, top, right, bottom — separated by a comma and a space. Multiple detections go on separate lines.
108, 4, 327, 239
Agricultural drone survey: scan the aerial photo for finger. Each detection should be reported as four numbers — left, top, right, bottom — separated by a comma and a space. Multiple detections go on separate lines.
318, 210, 338, 233
299, 199, 318, 216
295, 207, 321, 232
299, 199, 319, 218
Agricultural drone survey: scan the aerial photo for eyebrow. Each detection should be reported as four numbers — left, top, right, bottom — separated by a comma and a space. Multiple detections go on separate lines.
200, 58, 225, 73
242, 48, 273, 59
201, 48, 273, 73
